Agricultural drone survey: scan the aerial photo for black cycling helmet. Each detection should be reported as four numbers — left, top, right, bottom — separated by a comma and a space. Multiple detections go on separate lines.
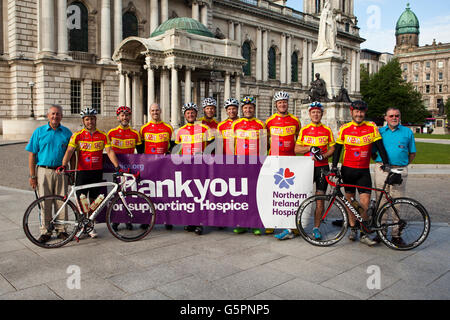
350, 100, 368, 111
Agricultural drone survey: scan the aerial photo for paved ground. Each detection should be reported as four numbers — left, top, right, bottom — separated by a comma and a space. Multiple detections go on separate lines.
0, 141, 448, 300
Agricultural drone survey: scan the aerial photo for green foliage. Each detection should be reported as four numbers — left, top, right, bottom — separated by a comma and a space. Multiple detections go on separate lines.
360, 59, 430, 124
445, 98, 450, 122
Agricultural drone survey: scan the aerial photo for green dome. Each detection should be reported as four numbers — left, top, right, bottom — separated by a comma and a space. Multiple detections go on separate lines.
396, 3, 420, 35
150, 17, 214, 38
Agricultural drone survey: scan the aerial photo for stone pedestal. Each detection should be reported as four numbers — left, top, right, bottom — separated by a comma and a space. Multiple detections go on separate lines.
311, 55, 345, 100
300, 102, 352, 135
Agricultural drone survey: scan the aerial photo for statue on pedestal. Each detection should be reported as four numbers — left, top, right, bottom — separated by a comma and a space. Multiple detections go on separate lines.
312, 0, 338, 59
308, 73, 329, 102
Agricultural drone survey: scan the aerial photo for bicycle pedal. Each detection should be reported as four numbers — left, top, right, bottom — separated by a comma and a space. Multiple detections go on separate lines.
74, 236, 80, 243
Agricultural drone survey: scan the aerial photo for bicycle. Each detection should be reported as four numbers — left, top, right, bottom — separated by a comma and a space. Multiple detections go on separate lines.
295, 168, 430, 250
23, 170, 156, 249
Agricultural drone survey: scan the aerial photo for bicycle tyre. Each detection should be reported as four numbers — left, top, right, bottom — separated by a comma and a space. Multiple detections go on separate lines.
296, 194, 348, 246
23, 195, 81, 249
106, 191, 156, 242
375, 197, 430, 251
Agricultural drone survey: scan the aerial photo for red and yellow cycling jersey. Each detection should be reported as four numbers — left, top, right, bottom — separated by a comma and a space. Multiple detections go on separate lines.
296, 122, 335, 167
265, 113, 301, 156
217, 118, 236, 155
139, 121, 173, 154
68, 129, 110, 170
175, 123, 214, 155
232, 118, 266, 156
107, 125, 141, 154
198, 117, 219, 130
336, 121, 381, 169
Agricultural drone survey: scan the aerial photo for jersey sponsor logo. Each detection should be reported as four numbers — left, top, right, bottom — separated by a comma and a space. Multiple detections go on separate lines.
302, 135, 329, 146
144, 132, 170, 143
235, 129, 259, 140
179, 133, 205, 144
221, 129, 234, 139
344, 133, 374, 146
269, 126, 297, 136
111, 138, 136, 149
78, 140, 104, 151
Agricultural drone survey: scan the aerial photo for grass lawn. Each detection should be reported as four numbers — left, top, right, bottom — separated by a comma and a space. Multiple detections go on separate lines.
412, 142, 450, 164
414, 133, 450, 139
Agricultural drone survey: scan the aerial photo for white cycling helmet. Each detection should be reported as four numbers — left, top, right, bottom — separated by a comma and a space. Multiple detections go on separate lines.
182, 102, 198, 114
202, 97, 217, 108
308, 101, 324, 112
224, 98, 239, 109
273, 91, 289, 102
80, 106, 97, 118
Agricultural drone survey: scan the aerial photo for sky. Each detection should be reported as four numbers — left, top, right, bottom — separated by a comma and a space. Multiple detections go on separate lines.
285, 0, 450, 53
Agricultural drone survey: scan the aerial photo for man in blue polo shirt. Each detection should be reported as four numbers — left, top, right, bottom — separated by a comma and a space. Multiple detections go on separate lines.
373, 107, 416, 198
26, 105, 72, 244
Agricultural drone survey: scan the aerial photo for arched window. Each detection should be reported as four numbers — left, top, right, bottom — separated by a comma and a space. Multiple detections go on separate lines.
122, 11, 139, 39
268, 47, 276, 79
315, 0, 321, 14
68, 1, 88, 52
242, 41, 251, 76
291, 52, 298, 83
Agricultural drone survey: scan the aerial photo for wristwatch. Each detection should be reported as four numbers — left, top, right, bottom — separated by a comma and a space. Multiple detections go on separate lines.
29, 175, 37, 179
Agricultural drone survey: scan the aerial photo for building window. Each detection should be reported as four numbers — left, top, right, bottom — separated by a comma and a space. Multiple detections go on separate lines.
315, 0, 321, 14
414, 74, 418, 82
426, 73, 431, 81
345, 23, 350, 32
68, 1, 89, 52
438, 61, 444, 68
403, 64, 408, 71
242, 41, 251, 76
268, 47, 276, 80
122, 11, 139, 39
438, 72, 443, 80
426, 61, 431, 68
92, 81, 102, 114
71, 80, 82, 114
426, 85, 430, 93
414, 63, 419, 71
291, 52, 298, 82
438, 84, 443, 93
404, 75, 407, 81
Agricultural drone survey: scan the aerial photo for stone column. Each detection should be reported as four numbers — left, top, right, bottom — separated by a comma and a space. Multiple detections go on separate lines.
161, 0, 169, 23
280, 33, 286, 84
262, 29, 268, 82
150, 0, 159, 34
132, 74, 143, 126
308, 40, 313, 84
118, 64, 126, 106
57, 0, 68, 57
201, 3, 208, 26
302, 39, 308, 87
235, 73, 241, 101
160, 68, 170, 122
192, 1, 200, 21
228, 21, 235, 40
222, 72, 231, 119
100, 0, 112, 63
114, 0, 122, 50
145, 57, 155, 113
287, 35, 292, 85
235, 23, 242, 45
256, 28, 262, 81
41, 0, 55, 55
356, 50, 361, 93
351, 50, 356, 93
185, 67, 192, 103
171, 66, 180, 129
125, 72, 132, 107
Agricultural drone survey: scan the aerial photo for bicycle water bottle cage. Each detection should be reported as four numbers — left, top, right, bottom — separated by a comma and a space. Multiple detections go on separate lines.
387, 172, 403, 185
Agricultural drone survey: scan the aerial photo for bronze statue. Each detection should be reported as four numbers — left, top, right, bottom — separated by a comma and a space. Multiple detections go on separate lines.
308, 73, 329, 102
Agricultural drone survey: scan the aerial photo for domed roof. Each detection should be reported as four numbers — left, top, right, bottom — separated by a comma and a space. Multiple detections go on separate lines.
150, 17, 215, 38
396, 3, 420, 35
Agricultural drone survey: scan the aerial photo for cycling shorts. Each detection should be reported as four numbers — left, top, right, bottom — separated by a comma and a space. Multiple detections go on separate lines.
314, 165, 329, 192
75, 170, 103, 200
341, 166, 372, 194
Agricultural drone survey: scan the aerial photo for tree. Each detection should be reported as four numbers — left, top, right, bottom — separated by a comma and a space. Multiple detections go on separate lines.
360, 59, 430, 124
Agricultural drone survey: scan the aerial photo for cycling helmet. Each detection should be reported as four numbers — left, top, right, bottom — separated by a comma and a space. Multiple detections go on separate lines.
202, 97, 217, 108
80, 106, 97, 118
273, 91, 289, 102
224, 98, 239, 109
308, 101, 323, 112
350, 100, 368, 111
241, 96, 256, 106
116, 106, 131, 115
182, 102, 198, 114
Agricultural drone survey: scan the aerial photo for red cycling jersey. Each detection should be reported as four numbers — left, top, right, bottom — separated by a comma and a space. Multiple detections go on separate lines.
296, 122, 335, 167
265, 113, 301, 156
107, 125, 142, 154
198, 117, 219, 130
232, 118, 266, 156
68, 128, 110, 170
217, 118, 237, 155
175, 123, 214, 155
139, 121, 173, 154
336, 121, 381, 169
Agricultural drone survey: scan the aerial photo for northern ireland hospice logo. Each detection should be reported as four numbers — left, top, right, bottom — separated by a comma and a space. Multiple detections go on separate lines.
274, 168, 295, 189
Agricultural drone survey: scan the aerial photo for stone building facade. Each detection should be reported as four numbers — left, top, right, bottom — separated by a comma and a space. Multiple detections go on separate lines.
0, 0, 364, 135
360, 49, 393, 75
394, 4, 450, 116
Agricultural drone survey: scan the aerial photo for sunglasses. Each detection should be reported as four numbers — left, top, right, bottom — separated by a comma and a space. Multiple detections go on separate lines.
387, 114, 400, 118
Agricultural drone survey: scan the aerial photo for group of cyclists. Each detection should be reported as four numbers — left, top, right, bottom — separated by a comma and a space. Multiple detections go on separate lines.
51, 90, 393, 246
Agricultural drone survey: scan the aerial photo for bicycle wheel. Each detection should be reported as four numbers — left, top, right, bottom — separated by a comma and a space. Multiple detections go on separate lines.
376, 197, 430, 251
296, 194, 348, 246
106, 191, 156, 241
23, 195, 81, 249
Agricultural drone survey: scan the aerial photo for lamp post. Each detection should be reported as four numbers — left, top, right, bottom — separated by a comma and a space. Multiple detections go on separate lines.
28, 81, 35, 118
